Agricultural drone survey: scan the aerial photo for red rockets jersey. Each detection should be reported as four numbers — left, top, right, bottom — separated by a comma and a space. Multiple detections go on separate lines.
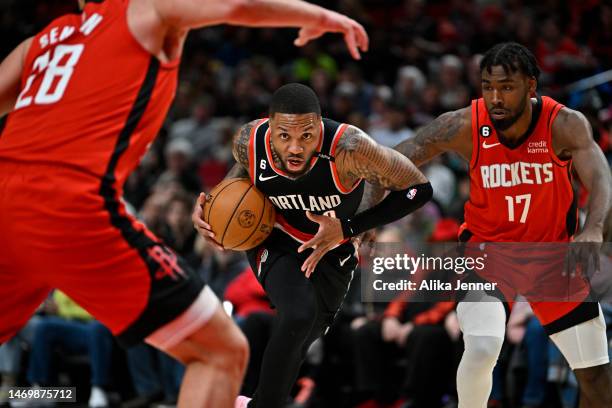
464, 95, 577, 242
0, 0, 178, 190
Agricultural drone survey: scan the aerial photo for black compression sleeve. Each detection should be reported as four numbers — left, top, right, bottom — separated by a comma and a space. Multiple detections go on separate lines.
340, 182, 433, 238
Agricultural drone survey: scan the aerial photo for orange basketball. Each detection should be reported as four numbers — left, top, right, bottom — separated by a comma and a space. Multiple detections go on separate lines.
202, 178, 276, 250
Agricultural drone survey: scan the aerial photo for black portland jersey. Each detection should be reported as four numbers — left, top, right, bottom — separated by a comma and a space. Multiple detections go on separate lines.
247, 117, 365, 245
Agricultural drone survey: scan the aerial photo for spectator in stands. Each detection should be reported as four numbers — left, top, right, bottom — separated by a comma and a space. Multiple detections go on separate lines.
394, 65, 426, 116
168, 95, 223, 160
196, 236, 249, 299
587, 1, 612, 69
124, 344, 184, 408
437, 54, 470, 111
0, 312, 46, 404
161, 139, 202, 195
369, 101, 414, 147
164, 191, 199, 268
26, 291, 114, 408
535, 16, 594, 85
352, 221, 459, 408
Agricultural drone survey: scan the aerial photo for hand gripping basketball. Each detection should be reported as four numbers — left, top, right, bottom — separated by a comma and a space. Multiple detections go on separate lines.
193, 179, 275, 251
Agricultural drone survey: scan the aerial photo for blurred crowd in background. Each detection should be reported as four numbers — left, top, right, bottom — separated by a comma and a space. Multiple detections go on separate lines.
1, 0, 611, 407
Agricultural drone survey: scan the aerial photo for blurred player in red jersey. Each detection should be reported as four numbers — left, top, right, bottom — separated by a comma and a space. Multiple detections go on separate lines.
0, 1, 368, 407
394, 43, 612, 407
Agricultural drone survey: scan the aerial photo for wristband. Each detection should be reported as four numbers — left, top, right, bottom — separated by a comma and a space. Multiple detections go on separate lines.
340, 182, 433, 238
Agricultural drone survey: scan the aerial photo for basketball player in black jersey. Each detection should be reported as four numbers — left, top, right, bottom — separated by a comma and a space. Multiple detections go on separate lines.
193, 83, 432, 408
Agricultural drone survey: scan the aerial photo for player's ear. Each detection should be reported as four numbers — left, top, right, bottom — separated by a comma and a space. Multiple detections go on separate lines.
528, 77, 537, 97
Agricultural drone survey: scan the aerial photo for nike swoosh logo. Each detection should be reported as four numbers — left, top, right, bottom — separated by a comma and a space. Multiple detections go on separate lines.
339, 254, 352, 267
482, 141, 501, 149
259, 174, 279, 182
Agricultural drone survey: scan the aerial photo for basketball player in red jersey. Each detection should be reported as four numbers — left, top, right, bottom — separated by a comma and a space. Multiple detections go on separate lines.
0, 1, 368, 407
393, 43, 612, 407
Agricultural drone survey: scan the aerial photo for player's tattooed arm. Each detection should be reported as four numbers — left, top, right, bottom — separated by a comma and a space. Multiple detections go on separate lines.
227, 119, 260, 179
553, 108, 611, 241
232, 120, 259, 168
335, 125, 427, 190
393, 107, 472, 166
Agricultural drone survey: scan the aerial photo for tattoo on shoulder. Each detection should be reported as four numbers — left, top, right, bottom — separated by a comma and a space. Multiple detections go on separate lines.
233, 120, 258, 168
336, 125, 362, 152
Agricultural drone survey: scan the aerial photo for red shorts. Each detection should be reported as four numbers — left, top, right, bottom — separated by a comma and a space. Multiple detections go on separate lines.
0, 161, 211, 347
459, 231, 598, 334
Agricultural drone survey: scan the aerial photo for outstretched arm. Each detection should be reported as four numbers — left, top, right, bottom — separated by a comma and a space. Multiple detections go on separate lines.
393, 107, 472, 166
553, 108, 611, 242
353, 106, 471, 231
0, 38, 31, 116
153, 0, 368, 59
298, 126, 433, 276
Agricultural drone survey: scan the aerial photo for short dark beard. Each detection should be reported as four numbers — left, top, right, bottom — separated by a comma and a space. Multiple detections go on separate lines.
283, 154, 315, 177
488, 95, 528, 131
270, 145, 315, 177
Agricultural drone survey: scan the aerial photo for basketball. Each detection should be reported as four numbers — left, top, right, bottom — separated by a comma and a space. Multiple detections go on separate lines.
202, 178, 276, 250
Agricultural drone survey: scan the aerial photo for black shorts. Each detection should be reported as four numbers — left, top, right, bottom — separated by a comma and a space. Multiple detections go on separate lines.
246, 229, 358, 316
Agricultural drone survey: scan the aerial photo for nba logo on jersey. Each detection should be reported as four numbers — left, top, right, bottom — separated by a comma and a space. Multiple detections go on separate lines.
407, 188, 417, 200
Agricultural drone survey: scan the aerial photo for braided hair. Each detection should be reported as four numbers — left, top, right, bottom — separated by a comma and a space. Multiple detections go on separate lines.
480, 42, 540, 80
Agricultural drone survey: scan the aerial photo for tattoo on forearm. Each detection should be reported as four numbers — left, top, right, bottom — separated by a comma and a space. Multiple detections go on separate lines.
336, 126, 426, 190
395, 110, 465, 165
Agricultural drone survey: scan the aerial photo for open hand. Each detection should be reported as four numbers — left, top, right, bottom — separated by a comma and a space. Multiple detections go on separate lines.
295, 10, 368, 60
563, 229, 602, 277
298, 211, 344, 277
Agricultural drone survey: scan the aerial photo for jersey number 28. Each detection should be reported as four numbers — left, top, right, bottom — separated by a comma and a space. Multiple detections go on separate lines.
15, 44, 84, 109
